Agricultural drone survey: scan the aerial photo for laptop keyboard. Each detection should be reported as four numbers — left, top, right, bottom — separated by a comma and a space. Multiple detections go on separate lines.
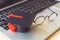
0, 0, 58, 30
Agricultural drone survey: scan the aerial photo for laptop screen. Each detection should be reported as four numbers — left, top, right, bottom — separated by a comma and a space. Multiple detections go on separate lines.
0, 0, 25, 9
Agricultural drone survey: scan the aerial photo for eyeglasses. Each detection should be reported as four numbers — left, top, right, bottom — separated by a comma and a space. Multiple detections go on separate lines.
33, 8, 58, 26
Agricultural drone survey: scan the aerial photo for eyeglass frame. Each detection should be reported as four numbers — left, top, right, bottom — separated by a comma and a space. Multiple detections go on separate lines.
33, 8, 58, 26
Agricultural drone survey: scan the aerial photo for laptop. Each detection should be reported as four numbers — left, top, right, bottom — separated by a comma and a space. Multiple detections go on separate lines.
0, 0, 58, 40
0, 0, 58, 32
